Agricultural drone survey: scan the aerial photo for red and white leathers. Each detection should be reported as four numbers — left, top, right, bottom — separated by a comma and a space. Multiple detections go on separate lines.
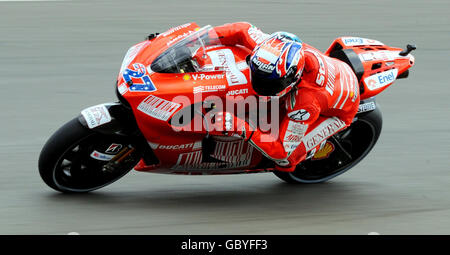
213, 22, 360, 172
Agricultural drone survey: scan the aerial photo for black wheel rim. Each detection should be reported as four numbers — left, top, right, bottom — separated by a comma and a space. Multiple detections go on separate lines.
52, 133, 139, 192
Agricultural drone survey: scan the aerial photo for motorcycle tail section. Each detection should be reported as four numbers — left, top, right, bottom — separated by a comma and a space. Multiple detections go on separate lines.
325, 36, 415, 100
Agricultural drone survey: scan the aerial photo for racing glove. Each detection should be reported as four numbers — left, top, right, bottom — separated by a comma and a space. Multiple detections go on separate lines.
207, 111, 254, 140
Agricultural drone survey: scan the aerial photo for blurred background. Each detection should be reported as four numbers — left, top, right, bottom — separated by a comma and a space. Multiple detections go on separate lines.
0, 0, 449, 234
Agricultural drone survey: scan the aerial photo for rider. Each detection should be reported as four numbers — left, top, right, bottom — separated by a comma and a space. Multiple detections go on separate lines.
207, 22, 360, 172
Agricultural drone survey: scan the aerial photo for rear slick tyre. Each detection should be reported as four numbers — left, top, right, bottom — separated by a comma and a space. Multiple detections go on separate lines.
274, 106, 382, 184
38, 117, 139, 193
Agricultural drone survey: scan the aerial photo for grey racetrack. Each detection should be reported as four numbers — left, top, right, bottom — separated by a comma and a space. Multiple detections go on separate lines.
1, 0, 449, 234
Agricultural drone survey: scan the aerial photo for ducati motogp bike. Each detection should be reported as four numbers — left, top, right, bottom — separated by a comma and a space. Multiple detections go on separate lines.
38, 23, 416, 192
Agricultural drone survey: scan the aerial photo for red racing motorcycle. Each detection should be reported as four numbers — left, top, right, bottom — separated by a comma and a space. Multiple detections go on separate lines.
38, 23, 416, 193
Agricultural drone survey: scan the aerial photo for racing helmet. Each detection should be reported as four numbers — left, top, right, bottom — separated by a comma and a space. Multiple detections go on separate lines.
249, 32, 305, 98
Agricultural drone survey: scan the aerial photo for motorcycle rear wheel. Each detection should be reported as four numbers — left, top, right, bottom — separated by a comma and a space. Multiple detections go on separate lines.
274, 106, 382, 184
38, 117, 140, 193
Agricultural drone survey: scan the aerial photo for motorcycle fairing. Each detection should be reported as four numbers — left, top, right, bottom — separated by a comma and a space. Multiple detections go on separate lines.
115, 25, 268, 173
115, 26, 415, 175
325, 37, 415, 100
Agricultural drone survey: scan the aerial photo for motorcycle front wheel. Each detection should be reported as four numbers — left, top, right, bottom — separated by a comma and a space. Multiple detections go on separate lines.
38, 117, 140, 193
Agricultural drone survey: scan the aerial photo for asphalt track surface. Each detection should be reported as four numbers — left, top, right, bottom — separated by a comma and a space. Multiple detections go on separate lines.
1, 0, 449, 235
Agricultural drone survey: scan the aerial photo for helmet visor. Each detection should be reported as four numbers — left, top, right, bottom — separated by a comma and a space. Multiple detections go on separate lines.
251, 67, 298, 96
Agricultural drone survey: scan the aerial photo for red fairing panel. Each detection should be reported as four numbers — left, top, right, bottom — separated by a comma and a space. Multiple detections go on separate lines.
118, 24, 265, 173
325, 36, 415, 100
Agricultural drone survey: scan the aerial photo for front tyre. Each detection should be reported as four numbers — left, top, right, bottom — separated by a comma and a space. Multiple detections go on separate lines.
274, 106, 382, 184
38, 117, 140, 193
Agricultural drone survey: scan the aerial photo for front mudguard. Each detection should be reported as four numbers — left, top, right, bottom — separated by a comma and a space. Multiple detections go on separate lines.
78, 102, 139, 136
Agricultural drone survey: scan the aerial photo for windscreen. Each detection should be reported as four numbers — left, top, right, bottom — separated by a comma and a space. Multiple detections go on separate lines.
150, 25, 220, 73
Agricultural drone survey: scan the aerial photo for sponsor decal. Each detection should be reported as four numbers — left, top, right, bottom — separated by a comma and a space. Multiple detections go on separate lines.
182, 74, 191, 81
257, 36, 285, 63
148, 141, 202, 150
166, 30, 196, 46
137, 95, 181, 121
312, 141, 335, 161
359, 51, 399, 62
172, 140, 253, 170
207, 49, 248, 86
90, 150, 114, 161
303, 117, 346, 151
342, 37, 384, 46
358, 101, 376, 113
288, 109, 310, 121
306, 49, 336, 94
198, 65, 219, 72
315, 53, 326, 86
193, 85, 226, 94
236, 61, 249, 70
201, 61, 247, 73
283, 121, 308, 153
118, 82, 128, 95
364, 69, 398, 91
81, 104, 112, 129
325, 58, 337, 96
159, 23, 192, 37
105, 143, 123, 154
226, 88, 248, 96
252, 57, 275, 73
343, 37, 364, 46
159, 143, 194, 150
248, 25, 269, 44
123, 63, 157, 92
283, 136, 301, 153
191, 73, 225, 81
